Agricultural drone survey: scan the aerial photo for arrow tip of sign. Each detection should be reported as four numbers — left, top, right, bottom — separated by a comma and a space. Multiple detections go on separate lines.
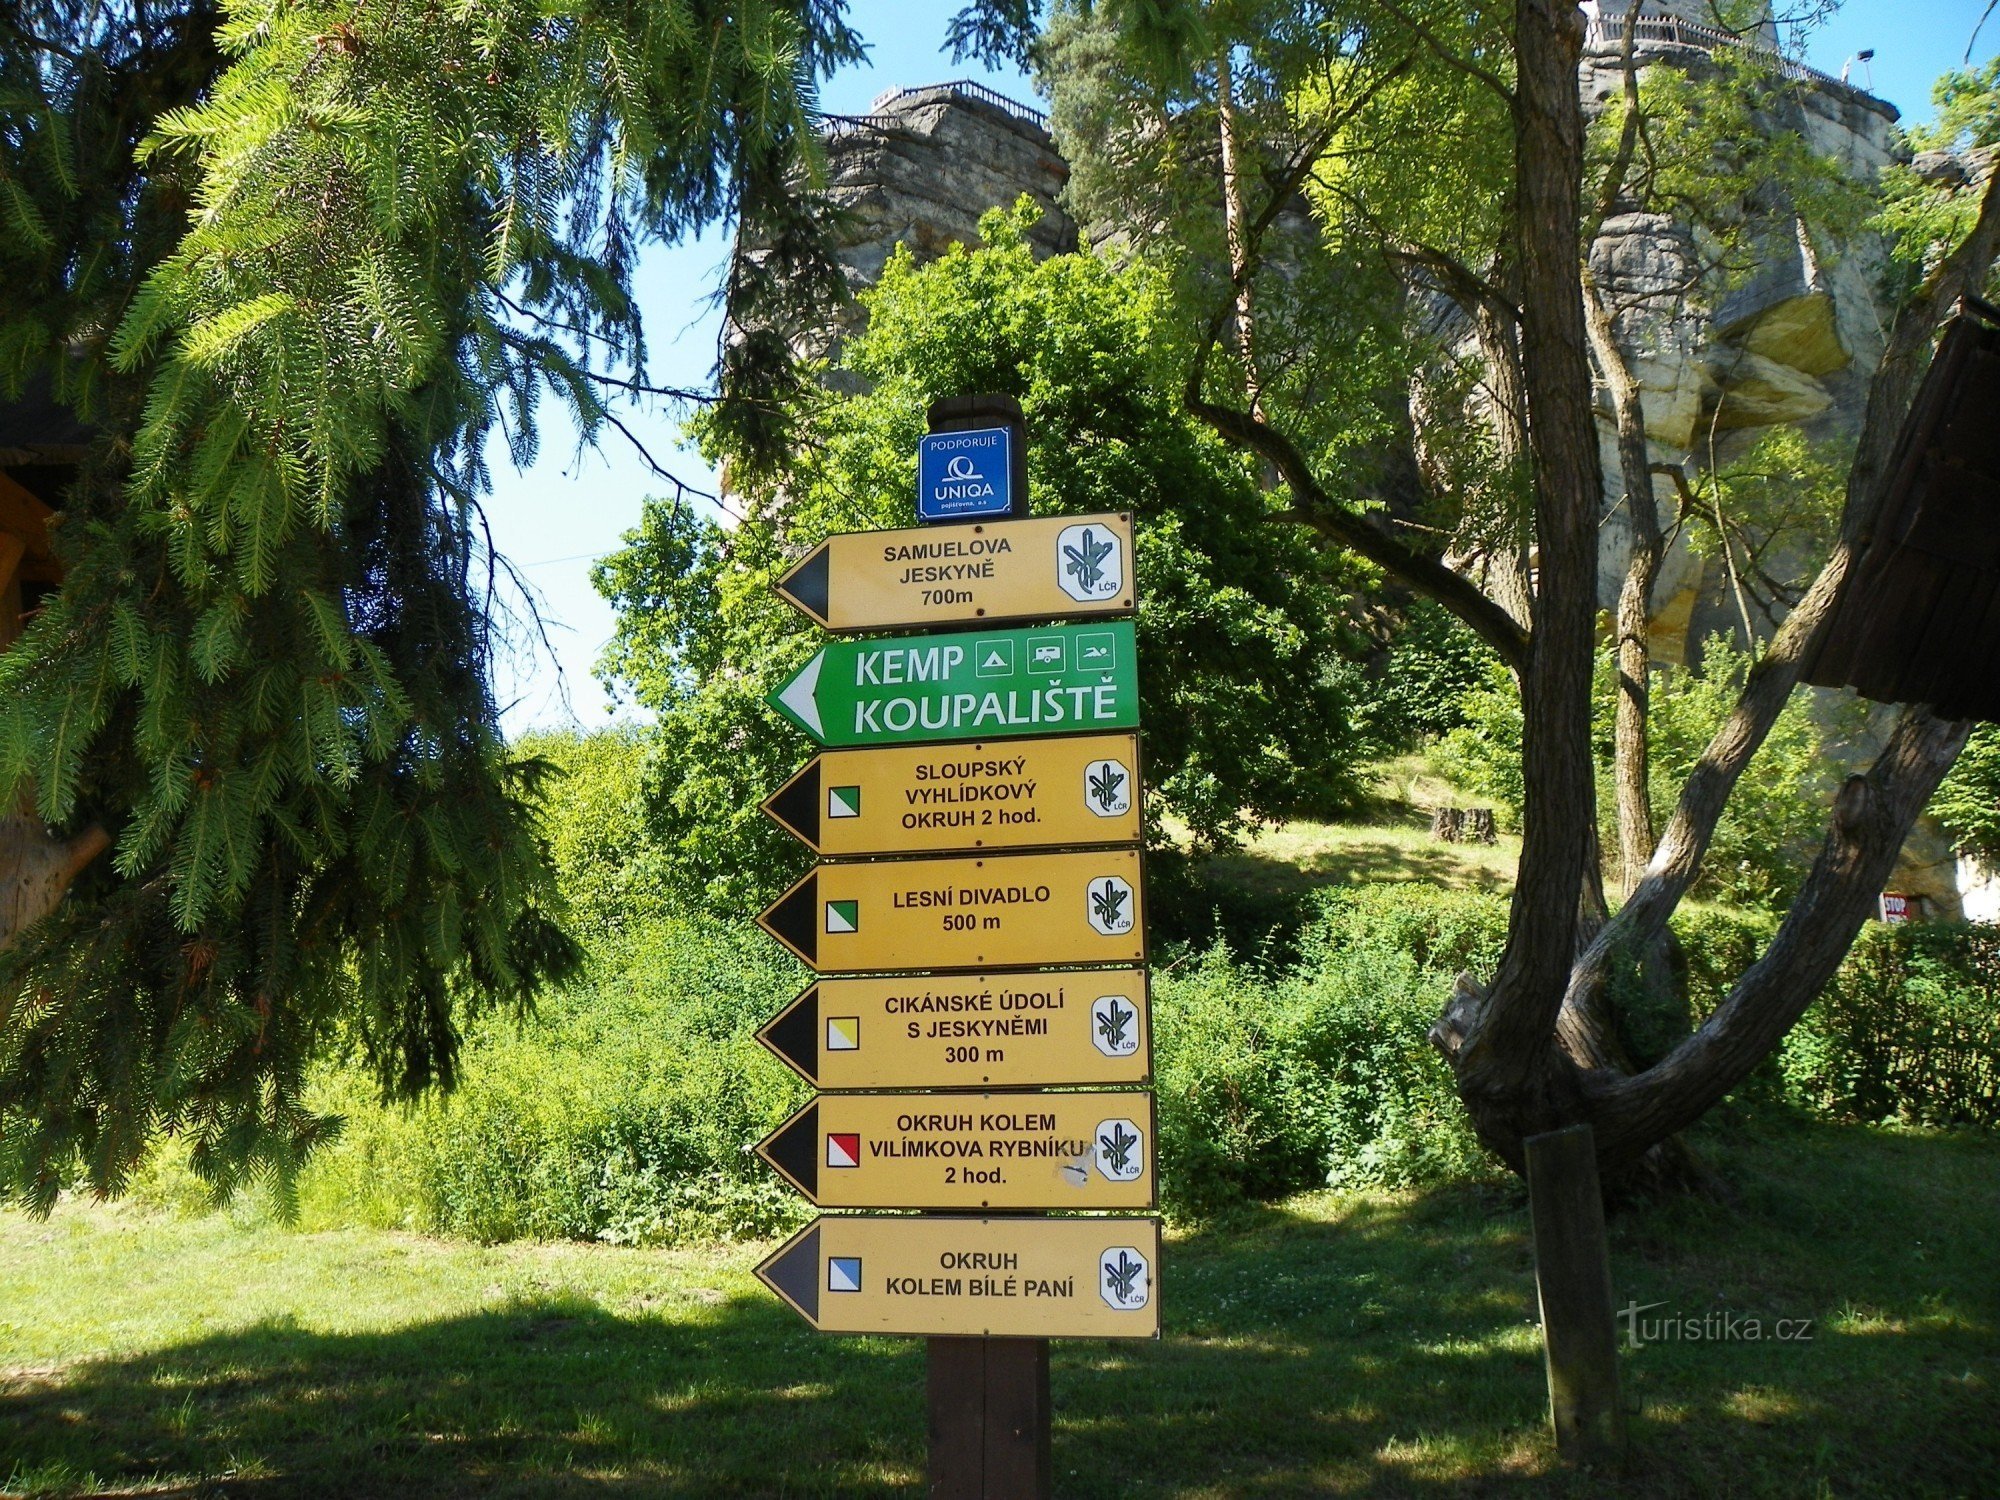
776, 544, 832, 626
762, 758, 823, 851
757, 869, 820, 966
754, 1221, 822, 1327
758, 984, 821, 1085
771, 652, 826, 740
757, 1098, 820, 1203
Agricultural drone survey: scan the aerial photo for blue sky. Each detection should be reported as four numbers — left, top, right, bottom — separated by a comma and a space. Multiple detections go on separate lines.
482, 0, 2000, 733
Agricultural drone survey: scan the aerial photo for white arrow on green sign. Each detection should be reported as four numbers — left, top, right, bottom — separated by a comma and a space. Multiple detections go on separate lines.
767, 621, 1139, 748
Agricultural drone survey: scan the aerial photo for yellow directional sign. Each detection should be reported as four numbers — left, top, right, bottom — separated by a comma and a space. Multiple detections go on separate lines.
762, 734, 1142, 857
756, 1091, 1156, 1210
758, 970, 1150, 1090
757, 849, 1146, 973
756, 1215, 1162, 1338
775, 513, 1136, 632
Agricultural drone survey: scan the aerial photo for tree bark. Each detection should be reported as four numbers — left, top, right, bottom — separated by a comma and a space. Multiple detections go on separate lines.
1583, 9, 1662, 897
1586, 706, 1971, 1164
1216, 45, 1265, 423
1, 805, 109, 951
1449, 0, 1601, 1151
1454, 295, 1537, 629
1583, 274, 1664, 894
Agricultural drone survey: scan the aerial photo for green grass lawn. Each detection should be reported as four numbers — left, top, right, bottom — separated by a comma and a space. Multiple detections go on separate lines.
3, 1121, 1993, 1498
1193, 757, 1522, 910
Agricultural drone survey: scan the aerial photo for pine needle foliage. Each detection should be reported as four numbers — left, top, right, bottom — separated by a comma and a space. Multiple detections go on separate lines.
0, 0, 859, 1210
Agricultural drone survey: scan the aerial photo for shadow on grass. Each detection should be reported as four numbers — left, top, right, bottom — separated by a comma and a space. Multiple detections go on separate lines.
3, 1126, 1994, 1498
1210, 839, 1516, 900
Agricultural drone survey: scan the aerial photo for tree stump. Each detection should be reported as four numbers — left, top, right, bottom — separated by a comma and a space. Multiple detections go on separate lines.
1430, 807, 1465, 842
1467, 808, 1498, 845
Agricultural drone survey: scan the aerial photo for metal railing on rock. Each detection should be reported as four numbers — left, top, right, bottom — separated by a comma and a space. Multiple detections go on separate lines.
821, 79, 1050, 139
1582, 15, 1849, 91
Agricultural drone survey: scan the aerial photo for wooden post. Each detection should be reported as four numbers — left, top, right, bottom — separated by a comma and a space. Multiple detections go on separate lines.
920, 399, 1052, 1499
927, 1336, 1052, 1498
1524, 1124, 1625, 1466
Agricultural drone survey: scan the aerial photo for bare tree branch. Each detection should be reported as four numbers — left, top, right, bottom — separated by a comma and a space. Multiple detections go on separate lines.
1186, 392, 1531, 671
1369, 0, 1514, 106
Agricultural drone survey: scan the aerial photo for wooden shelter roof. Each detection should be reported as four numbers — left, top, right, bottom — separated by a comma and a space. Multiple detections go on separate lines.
1800, 302, 2000, 722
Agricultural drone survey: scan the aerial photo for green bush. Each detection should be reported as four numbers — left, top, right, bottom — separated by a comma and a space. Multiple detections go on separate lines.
1151, 947, 1329, 1219
1309, 882, 1511, 977
292, 920, 809, 1245
1362, 599, 1505, 747
1152, 886, 1507, 1219
1673, 905, 1780, 1017
1783, 922, 2000, 1129
512, 726, 672, 944
1278, 935, 1493, 1191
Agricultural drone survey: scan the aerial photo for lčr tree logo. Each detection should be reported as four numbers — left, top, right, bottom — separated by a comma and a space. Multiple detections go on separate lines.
1057, 523, 1123, 602
1084, 758, 1131, 816
1099, 1246, 1151, 1310
1095, 1118, 1144, 1181
1087, 876, 1134, 936
1092, 993, 1139, 1057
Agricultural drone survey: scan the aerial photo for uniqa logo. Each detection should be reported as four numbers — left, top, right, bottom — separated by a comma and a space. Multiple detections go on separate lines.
934, 453, 996, 502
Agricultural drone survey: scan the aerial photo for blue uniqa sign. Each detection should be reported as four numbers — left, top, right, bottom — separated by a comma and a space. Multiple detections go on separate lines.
917, 427, 1013, 521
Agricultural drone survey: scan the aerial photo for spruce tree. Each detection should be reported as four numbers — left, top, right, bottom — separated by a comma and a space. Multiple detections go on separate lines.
0, 0, 857, 1208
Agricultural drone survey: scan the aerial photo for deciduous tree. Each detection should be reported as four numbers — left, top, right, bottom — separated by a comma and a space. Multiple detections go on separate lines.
955, 0, 2000, 1179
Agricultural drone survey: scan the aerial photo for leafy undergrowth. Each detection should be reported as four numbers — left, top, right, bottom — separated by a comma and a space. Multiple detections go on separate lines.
2, 1122, 1992, 1498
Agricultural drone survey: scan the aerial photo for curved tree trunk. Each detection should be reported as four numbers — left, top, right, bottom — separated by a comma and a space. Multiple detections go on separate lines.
1, 805, 109, 951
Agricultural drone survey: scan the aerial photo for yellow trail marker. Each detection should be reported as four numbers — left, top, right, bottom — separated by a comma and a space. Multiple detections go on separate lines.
757, 969, 1149, 1090
757, 849, 1145, 973
756, 1091, 1156, 1211
762, 734, 1141, 857
755, 1215, 1161, 1338
774, 513, 1135, 632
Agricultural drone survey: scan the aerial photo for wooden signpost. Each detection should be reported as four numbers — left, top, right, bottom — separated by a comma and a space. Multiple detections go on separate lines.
762, 733, 1142, 856
756, 970, 1150, 1090
774, 512, 1136, 631
750, 398, 1156, 1498
754, 1091, 1157, 1210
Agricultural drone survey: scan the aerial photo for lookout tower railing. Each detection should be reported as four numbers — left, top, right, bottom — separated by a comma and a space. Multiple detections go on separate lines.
1582, 15, 1849, 91
823, 80, 1049, 139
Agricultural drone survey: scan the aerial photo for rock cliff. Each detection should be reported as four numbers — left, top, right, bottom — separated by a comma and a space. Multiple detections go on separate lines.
803, 82, 1075, 383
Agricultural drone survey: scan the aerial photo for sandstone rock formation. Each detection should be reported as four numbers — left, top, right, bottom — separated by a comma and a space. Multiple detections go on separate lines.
1576, 15, 1901, 659
803, 82, 1075, 384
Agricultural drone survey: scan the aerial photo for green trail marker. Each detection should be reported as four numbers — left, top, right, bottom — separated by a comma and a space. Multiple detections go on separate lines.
767, 621, 1139, 748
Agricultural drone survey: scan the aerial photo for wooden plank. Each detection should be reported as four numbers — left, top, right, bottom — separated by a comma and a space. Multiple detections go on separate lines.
927, 1337, 989, 1498
0, 531, 24, 596
926, 1337, 1051, 1499
1524, 1125, 1626, 1466
980, 1338, 1052, 1498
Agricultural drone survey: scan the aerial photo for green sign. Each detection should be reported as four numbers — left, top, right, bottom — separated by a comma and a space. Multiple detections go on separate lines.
767, 621, 1139, 748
